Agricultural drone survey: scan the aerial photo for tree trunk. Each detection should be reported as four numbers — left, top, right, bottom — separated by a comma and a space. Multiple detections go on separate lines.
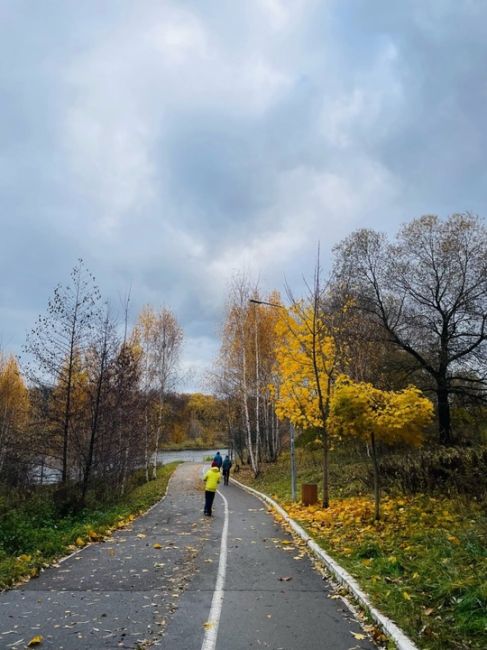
144, 408, 150, 482
241, 326, 258, 476
61, 348, 75, 484
81, 336, 108, 504
152, 403, 163, 480
321, 429, 329, 508
370, 431, 380, 520
437, 384, 452, 445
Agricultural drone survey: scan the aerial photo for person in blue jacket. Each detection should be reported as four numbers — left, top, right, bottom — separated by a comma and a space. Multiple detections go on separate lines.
213, 451, 223, 469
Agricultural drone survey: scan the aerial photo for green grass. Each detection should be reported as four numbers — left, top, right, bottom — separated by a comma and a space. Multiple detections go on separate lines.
331, 519, 487, 649
0, 463, 180, 589
236, 452, 487, 650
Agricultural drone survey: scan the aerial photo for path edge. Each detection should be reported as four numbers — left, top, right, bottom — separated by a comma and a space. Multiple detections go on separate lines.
56, 466, 178, 566
231, 477, 420, 650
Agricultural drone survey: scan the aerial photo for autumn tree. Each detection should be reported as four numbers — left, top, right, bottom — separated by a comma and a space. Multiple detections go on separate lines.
218, 276, 258, 474
0, 353, 30, 484
329, 376, 434, 519
185, 393, 226, 445
80, 307, 118, 502
333, 214, 487, 445
249, 293, 283, 462
133, 306, 183, 480
273, 299, 338, 507
24, 260, 101, 484
211, 366, 247, 465
111, 339, 144, 494
51, 349, 89, 485
217, 275, 282, 476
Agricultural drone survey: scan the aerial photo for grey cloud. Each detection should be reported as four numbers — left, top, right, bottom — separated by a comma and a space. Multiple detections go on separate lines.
1, 1, 487, 389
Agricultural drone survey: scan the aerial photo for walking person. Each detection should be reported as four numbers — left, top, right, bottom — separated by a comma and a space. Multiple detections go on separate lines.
213, 450, 223, 470
203, 461, 221, 516
222, 454, 232, 485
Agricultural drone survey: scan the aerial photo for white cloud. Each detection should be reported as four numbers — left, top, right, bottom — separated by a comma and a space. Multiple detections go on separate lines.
147, 11, 209, 64
207, 157, 400, 293
320, 39, 403, 149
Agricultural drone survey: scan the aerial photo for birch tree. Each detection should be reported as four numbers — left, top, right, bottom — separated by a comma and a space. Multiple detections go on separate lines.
218, 277, 282, 476
133, 306, 183, 480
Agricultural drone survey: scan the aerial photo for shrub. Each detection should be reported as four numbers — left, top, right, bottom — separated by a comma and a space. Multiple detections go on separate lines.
374, 445, 487, 497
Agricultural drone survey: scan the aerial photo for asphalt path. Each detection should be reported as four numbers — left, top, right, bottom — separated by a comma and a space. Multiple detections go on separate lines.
0, 464, 377, 649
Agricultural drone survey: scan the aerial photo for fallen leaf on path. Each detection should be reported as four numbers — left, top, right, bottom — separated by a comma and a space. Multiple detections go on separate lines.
202, 622, 214, 630
350, 632, 366, 640
27, 636, 44, 646
153, 543, 162, 549
278, 576, 292, 582
136, 533, 147, 539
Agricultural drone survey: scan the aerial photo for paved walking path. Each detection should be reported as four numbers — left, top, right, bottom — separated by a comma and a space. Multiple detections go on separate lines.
0, 464, 377, 649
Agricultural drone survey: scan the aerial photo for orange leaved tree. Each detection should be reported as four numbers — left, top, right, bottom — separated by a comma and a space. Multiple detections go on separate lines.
329, 376, 434, 519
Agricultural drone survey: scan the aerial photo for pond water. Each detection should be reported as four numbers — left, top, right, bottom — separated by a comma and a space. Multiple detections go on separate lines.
31, 449, 229, 485
157, 448, 229, 464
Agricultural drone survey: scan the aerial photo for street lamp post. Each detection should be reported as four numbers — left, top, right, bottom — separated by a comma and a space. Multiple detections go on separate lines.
249, 298, 297, 502
289, 422, 296, 502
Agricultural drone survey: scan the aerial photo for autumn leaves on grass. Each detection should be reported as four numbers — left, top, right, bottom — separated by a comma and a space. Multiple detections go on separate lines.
278, 493, 485, 648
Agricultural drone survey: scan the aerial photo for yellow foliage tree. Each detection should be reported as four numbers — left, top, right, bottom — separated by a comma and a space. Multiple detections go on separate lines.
329, 376, 434, 519
0, 354, 30, 478
132, 305, 183, 480
273, 302, 337, 506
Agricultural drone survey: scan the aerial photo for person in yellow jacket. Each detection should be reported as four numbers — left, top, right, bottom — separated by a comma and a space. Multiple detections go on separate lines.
203, 461, 221, 516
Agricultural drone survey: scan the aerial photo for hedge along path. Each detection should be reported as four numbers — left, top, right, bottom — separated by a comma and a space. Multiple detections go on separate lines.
231, 477, 420, 650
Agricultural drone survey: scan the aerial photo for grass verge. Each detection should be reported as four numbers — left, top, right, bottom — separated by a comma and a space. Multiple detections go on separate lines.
0, 463, 180, 590
236, 458, 486, 650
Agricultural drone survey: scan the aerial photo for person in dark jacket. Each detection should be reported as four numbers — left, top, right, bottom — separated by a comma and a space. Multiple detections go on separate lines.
222, 455, 232, 485
213, 451, 223, 469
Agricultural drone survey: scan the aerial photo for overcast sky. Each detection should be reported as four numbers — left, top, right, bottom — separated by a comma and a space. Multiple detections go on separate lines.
1, 1, 487, 391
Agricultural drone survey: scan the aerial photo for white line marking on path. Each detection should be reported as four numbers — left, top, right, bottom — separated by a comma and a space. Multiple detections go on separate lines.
201, 489, 229, 650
